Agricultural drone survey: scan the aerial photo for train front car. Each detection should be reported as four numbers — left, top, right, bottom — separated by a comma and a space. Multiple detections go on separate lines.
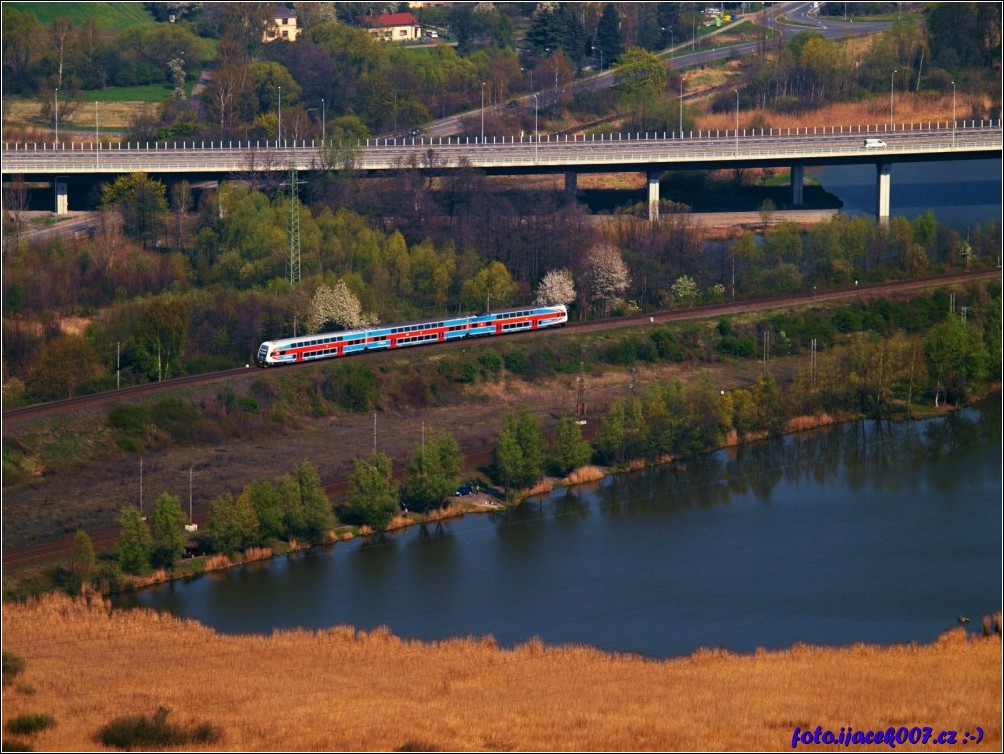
255, 341, 273, 367
255, 340, 299, 367
537, 304, 568, 328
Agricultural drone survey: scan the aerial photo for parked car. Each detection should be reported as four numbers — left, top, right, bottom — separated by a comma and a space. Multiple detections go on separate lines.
455, 482, 479, 496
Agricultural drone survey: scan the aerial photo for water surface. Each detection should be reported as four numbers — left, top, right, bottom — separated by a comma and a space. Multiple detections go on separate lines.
119, 400, 1002, 658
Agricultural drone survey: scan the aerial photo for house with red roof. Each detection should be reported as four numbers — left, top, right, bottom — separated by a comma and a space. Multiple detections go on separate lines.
360, 11, 423, 42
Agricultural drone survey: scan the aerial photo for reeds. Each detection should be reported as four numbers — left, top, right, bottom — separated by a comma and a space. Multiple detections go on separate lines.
3, 594, 1000, 752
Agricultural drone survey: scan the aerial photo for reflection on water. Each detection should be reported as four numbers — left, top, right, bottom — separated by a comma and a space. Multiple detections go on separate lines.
813, 159, 1002, 228
118, 396, 1001, 658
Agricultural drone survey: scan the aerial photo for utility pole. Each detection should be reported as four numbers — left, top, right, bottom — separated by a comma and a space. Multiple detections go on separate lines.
889, 70, 897, 128
576, 361, 586, 422
283, 152, 304, 286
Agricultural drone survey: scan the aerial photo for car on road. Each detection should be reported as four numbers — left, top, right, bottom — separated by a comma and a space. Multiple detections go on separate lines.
863, 138, 887, 148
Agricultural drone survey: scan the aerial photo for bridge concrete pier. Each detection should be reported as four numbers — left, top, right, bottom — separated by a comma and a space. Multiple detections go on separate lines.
876, 163, 891, 225
648, 171, 662, 222
564, 171, 577, 201
55, 177, 68, 215
791, 164, 804, 206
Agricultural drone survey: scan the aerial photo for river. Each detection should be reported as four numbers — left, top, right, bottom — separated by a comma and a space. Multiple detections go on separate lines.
813, 158, 1002, 229
117, 396, 1002, 658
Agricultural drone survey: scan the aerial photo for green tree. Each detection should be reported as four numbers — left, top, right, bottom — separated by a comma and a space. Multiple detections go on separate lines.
134, 297, 190, 382
150, 492, 187, 571
461, 261, 515, 311
400, 432, 463, 511
494, 410, 545, 493
595, 3, 623, 65
100, 173, 168, 249
250, 61, 300, 115
2, 7, 41, 94
208, 491, 261, 557
346, 451, 399, 530
925, 314, 988, 406
276, 462, 333, 541
750, 371, 787, 434
117, 506, 152, 576
679, 375, 732, 452
27, 334, 104, 401
613, 46, 666, 100
248, 479, 286, 541
68, 529, 96, 589
549, 416, 592, 476
596, 395, 647, 463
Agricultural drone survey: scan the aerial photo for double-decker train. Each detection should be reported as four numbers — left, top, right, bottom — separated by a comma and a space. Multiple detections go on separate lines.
255, 304, 568, 367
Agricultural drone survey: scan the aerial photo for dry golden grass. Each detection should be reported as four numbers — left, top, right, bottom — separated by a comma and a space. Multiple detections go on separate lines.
3, 99, 157, 132
561, 465, 607, 485
699, 92, 967, 132
2, 595, 1000, 751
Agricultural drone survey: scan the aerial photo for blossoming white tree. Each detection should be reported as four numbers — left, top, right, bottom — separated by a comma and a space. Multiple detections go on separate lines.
534, 268, 577, 307
583, 242, 630, 317
306, 279, 378, 333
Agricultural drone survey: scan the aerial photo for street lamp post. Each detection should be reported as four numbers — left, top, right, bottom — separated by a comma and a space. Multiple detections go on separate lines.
481, 81, 485, 142
951, 80, 956, 146
889, 70, 897, 129
669, 29, 674, 69
278, 85, 282, 144
533, 93, 539, 162
54, 87, 59, 145
95, 101, 99, 166
321, 97, 326, 144
679, 77, 684, 134
734, 89, 739, 155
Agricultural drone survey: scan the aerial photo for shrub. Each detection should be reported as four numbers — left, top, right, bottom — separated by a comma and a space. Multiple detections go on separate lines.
716, 335, 756, 358
600, 336, 656, 366
1, 738, 32, 751
2, 651, 26, 685
96, 707, 220, 749
650, 328, 685, 362
503, 349, 528, 376
477, 350, 503, 378
5, 714, 55, 736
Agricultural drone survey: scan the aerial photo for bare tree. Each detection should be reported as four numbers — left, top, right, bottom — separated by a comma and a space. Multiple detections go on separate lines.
91, 209, 130, 278
49, 17, 76, 90
2, 176, 31, 247
171, 181, 193, 251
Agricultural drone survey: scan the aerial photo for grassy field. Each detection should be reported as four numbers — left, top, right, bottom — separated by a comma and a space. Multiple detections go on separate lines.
2, 98, 160, 132
6, 1, 155, 28
3, 80, 198, 134
2, 594, 1000, 751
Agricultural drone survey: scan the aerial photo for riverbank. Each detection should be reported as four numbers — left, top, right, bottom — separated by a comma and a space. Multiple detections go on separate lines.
102, 397, 976, 598
3, 592, 1000, 751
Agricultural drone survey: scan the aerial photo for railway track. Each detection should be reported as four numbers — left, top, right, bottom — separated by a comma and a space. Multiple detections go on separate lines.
3, 268, 999, 569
